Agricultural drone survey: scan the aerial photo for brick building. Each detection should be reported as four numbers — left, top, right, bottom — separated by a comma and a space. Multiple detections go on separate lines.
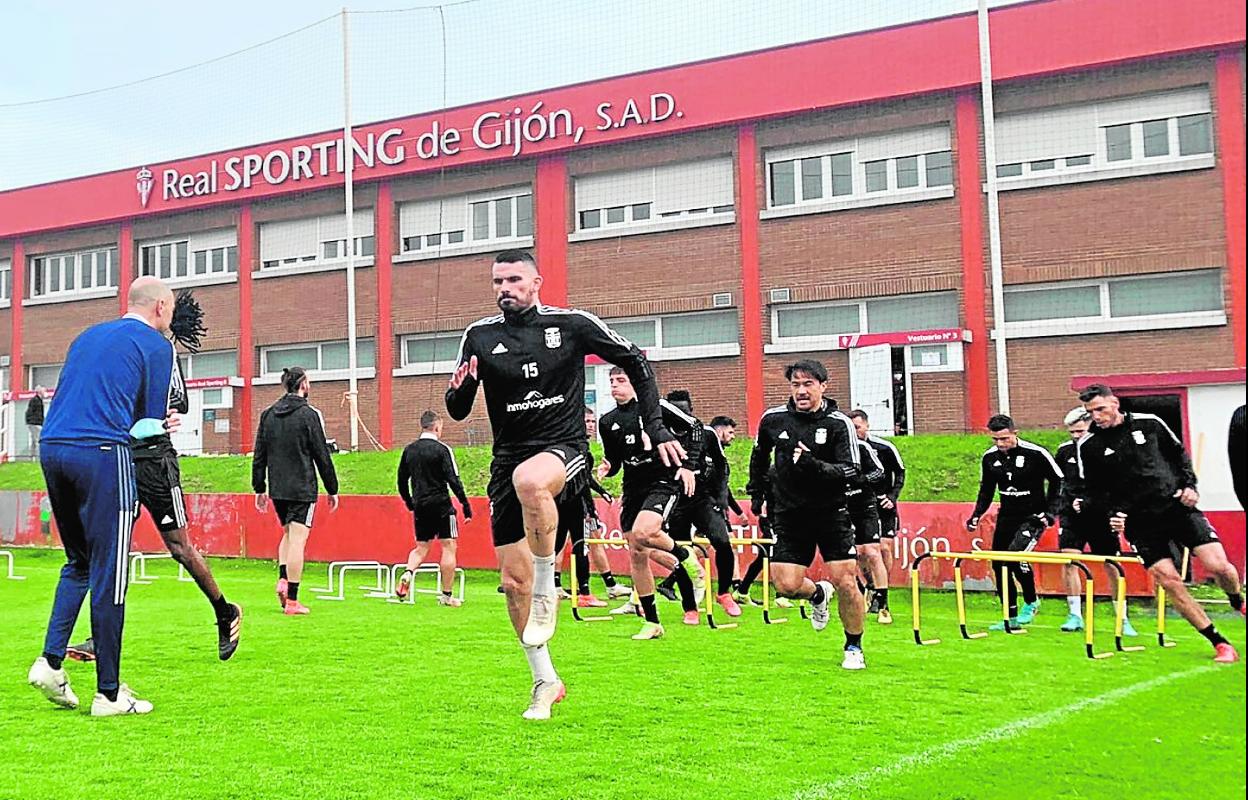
1, 0, 1244, 457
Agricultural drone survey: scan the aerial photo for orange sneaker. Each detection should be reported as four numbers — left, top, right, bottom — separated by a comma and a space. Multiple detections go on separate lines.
576, 594, 607, 608
682, 610, 700, 626
1214, 643, 1239, 663
284, 600, 310, 616
395, 571, 412, 600
717, 593, 743, 617
276, 578, 288, 609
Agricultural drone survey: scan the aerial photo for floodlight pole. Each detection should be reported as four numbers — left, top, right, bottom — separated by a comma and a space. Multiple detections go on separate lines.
342, 7, 360, 451
978, 0, 1011, 414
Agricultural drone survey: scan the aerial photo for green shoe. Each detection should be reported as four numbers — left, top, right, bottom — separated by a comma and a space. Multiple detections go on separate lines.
1060, 613, 1084, 632
1121, 617, 1139, 637
989, 618, 1021, 631
1016, 601, 1040, 625
680, 552, 705, 593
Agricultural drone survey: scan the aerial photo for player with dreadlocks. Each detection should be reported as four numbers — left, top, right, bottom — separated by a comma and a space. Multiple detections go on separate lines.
70, 291, 242, 661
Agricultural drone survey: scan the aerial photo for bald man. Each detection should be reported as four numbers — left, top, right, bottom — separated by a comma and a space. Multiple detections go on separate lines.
28, 277, 180, 717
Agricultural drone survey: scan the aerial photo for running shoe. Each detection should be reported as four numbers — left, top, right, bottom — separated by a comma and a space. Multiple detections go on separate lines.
631, 622, 665, 640
606, 584, 632, 599
28, 657, 78, 709
395, 571, 412, 600
1017, 600, 1041, 625
810, 580, 833, 632
841, 647, 866, 671
989, 618, 1021, 631
1060, 613, 1084, 632
774, 597, 794, 609
522, 592, 558, 647
1213, 643, 1239, 664
283, 600, 311, 616
276, 578, 288, 609
576, 594, 607, 608
680, 552, 705, 593
876, 608, 893, 625
66, 638, 96, 663
438, 595, 463, 607
521, 679, 566, 720
1122, 617, 1139, 637
717, 593, 742, 618
217, 603, 242, 661
655, 584, 678, 602
91, 684, 153, 717
609, 601, 638, 616
682, 610, 700, 626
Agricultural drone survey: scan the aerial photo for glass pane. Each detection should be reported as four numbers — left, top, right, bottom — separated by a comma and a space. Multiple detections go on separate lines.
192, 351, 237, 378
769, 161, 795, 206
661, 311, 738, 348
320, 342, 350, 370
202, 389, 224, 405
265, 347, 318, 374
1108, 271, 1222, 317
226, 246, 238, 273
159, 244, 172, 278
32, 364, 63, 387
65, 257, 76, 289
925, 151, 952, 186
194, 250, 208, 274
406, 335, 461, 365
175, 242, 189, 277
323, 241, 339, 260
495, 197, 513, 238
1177, 113, 1212, 156
358, 236, 375, 258
106, 249, 117, 285
356, 340, 376, 369
50, 258, 61, 292
471, 201, 490, 240
896, 156, 919, 189
1142, 119, 1169, 158
212, 249, 225, 273
80, 255, 92, 287
910, 344, 949, 367
516, 194, 534, 237
448, 230, 464, 244
865, 160, 888, 193
632, 203, 651, 221
141, 246, 156, 277
776, 304, 859, 339
800, 157, 822, 200
1004, 285, 1102, 322
1105, 124, 1132, 162
606, 206, 626, 224
608, 319, 657, 348
1029, 159, 1055, 171
402, 236, 421, 252
997, 163, 1023, 178
1066, 155, 1092, 167
830, 153, 853, 196
866, 292, 960, 332
579, 209, 601, 229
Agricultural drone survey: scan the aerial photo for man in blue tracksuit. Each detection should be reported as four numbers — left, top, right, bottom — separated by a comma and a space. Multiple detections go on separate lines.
27, 276, 178, 717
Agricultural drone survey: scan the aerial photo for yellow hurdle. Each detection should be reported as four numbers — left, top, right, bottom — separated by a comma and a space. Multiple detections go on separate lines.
954, 565, 986, 640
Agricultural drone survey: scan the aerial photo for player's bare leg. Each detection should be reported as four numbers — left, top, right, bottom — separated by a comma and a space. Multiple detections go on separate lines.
828, 559, 867, 668
404, 541, 433, 576
282, 522, 311, 615
1149, 555, 1238, 662
627, 518, 667, 639
499, 538, 564, 718
437, 539, 461, 606
161, 527, 241, 659
512, 453, 567, 646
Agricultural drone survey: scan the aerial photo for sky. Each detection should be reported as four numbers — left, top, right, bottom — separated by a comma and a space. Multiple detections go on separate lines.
0, 0, 1017, 189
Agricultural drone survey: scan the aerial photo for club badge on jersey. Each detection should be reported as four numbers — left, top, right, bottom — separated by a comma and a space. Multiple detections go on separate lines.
815, 427, 827, 444
544, 327, 562, 349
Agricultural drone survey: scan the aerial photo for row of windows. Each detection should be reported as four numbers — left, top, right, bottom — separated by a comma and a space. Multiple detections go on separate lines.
28, 248, 118, 300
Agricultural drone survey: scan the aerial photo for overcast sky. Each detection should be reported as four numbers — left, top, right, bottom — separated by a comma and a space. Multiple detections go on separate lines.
0, 0, 1015, 189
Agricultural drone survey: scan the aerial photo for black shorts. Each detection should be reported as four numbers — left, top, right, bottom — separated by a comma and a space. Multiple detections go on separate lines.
620, 483, 679, 533
1125, 505, 1221, 568
1058, 514, 1119, 556
273, 499, 316, 528
665, 495, 729, 546
993, 514, 1045, 552
771, 508, 855, 566
487, 442, 588, 548
848, 499, 881, 546
414, 504, 458, 542
878, 506, 899, 538
135, 452, 187, 534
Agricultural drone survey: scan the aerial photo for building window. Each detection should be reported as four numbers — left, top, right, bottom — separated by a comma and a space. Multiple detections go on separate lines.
994, 87, 1213, 184
573, 158, 735, 236
140, 229, 238, 283
398, 332, 463, 374
399, 189, 531, 256
0, 259, 10, 302
765, 125, 953, 213
28, 363, 64, 389
770, 291, 959, 348
28, 247, 118, 300
259, 210, 375, 271
260, 339, 376, 376
604, 310, 739, 361
1002, 269, 1224, 338
179, 350, 237, 380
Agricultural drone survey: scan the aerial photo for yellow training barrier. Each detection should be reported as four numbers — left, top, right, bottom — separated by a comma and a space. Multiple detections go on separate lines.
690, 536, 778, 629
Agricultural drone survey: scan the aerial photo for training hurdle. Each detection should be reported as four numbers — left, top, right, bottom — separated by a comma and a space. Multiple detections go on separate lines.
691, 536, 787, 628
570, 537, 628, 621
385, 562, 466, 604
128, 551, 173, 585
311, 560, 388, 601
0, 549, 26, 580
910, 550, 1170, 659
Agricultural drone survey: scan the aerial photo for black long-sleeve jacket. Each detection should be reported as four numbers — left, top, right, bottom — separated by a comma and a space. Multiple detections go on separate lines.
397, 434, 469, 512
863, 434, 905, 506
445, 305, 671, 461
1077, 412, 1198, 517
747, 398, 859, 515
252, 394, 339, 501
846, 440, 887, 514
1230, 405, 1246, 511
1055, 438, 1084, 525
600, 398, 700, 495
970, 439, 1062, 521
698, 425, 743, 514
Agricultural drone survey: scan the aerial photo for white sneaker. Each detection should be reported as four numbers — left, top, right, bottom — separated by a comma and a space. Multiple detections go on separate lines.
841, 648, 866, 671
28, 657, 78, 709
556, 587, 572, 601
521, 592, 558, 647
437, 594, 462, 607
681, 552, 705, 593
521, 679, 566, 720
810, 580, 833, 632
606, 584, 632, 599
774, 596, 794, 609
90, 684, 153, 716
609, 601, 638, 616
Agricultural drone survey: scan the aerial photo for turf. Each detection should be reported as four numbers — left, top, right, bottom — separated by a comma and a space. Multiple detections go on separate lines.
1, 549, 1242, 800
0, 429, 1068, 500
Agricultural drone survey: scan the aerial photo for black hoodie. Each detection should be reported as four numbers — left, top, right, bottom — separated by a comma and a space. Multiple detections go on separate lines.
747, 397, 859, 515
252, 393, 339, 501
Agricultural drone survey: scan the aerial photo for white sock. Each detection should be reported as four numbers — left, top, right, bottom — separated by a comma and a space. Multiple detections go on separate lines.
1067, 595, 1082, 617
532, 553, 556, 596
523, 643, 558, 684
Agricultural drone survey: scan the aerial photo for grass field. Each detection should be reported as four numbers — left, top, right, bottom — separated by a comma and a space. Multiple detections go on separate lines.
1, 549, 1242, 800
0, 429, 1069, 500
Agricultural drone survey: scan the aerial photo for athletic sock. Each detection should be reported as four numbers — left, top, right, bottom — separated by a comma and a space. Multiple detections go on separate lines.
102, 688, 119, 703
876, 587, 889, 609
532, 553, 556, 595
522, 643, 558, 684
288, 582, 300, 601
671, 544, 690, 562
1228, 593, 1244, 612
658, 572, 677, 591
639, 594, 660, 624
44, 653, 64, 670
553, 571, 562, 591
845, 631, 863, 650
211, 594, 232, 620
856, 577, 868, 595
672, 565, 697, 612
1067, 595, 1082, 617
1198, 624, 1229, 647
601, 571, 618, 588
810, 583, 826, 606
442, 590, 452, 598
279, 564, 288, 580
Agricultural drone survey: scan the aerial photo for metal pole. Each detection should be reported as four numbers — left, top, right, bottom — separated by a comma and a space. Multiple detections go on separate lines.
342, 7, 360, 451
978, 0, 1011, 414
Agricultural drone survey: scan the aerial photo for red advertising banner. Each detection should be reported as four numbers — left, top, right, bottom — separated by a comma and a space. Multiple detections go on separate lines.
834, 329, 970, 349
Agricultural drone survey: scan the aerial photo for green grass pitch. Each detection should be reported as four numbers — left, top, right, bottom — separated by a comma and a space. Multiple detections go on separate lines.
1, 550, 1243, 800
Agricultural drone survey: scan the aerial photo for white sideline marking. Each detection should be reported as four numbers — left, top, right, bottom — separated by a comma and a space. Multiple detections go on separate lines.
791, 666, 1216, 800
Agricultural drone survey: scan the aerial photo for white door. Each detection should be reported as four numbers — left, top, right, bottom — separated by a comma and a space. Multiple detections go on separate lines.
171, 390, 204, 455
849, 344, 894, 436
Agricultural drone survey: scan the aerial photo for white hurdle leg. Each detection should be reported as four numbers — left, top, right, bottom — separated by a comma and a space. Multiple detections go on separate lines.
317, 562, 385, 601
0, 550, 26, 580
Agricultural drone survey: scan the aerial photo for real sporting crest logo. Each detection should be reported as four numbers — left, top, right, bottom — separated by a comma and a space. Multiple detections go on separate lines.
544, 327, 562, 349
136, 167, 154, 208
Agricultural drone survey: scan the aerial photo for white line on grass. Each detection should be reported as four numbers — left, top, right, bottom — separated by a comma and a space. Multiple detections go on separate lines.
791, 665, 1217, 800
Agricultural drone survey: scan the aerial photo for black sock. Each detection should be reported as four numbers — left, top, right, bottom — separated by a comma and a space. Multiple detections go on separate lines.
211, 594, 232, 620
672, 565, 697, 612
658, 572, 677, 591
1228, 593, 1244, 612
554, 571, 562, 590
442, 590, 452, 598
877, 587, 889, 609
845, 631, 863, 650
810, 583, 826, 606
731, 580, 741, 593
639, 594, 660, 624
856, 577, 867, 595
288, 582, 300, 601
601, 571, 617, 588
671, 544, 690, 562
44, 653, 64, 670
1198, 624, 1229, 647
102, 687, 119, 703
279, 564, 288, 580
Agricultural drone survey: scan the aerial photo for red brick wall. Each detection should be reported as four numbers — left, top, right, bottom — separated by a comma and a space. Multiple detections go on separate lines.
652, 357, 747, 427
250, 377, 379, 453
22, 296, 117, 366
393, 374, 491, 448
910, 372, 966, 433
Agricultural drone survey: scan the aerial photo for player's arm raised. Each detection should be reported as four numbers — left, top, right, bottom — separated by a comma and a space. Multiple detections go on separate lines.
444, 331, 480, 421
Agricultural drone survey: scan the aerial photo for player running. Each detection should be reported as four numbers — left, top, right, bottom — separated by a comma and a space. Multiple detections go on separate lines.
1077, 384, 1243, 662
747, 359, 867, 670
598, 371, 704, 634
252, 366, 340, 616
1054, 407, 1136, 635
849, 409, 905, 623
965, 414, 1062, 630
395, 410, 472, 606
845, 435, 890, 624
445, 249, 685, 719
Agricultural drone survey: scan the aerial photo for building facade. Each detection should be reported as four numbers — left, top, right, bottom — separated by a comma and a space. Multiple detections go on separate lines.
1, 0, 1244, 456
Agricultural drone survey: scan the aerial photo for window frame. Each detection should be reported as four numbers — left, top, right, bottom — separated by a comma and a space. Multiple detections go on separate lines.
139, 230, 239, 287
569, 159, 737, 242
258, 339, 377, 382
395, 331, 465, 376
0, 258, 10, 305
766, 291, 960, 353
396, 188, 533, 261
257, 211, 377, 276
605, 309, 741, 361
26, 247, 118, 303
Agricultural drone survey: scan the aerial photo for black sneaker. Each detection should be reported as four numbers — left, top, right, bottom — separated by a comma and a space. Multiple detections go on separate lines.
655, 584, 678, 602
867, 591, 881, 614
66, 638, 96, 662
217, 604, 242, 661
